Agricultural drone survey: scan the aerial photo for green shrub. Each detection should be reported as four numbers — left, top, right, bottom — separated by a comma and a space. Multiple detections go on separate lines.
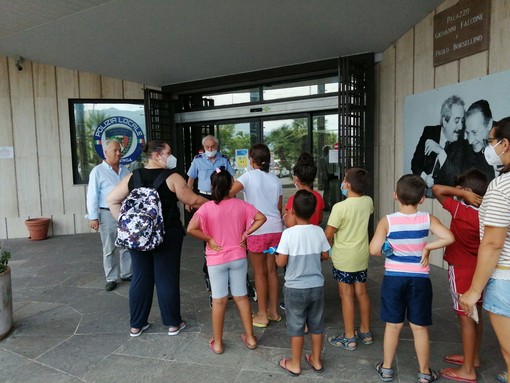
0, 246, 11, 274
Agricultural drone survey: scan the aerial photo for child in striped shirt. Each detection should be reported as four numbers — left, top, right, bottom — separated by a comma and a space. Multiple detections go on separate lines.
369, 174, 454, 383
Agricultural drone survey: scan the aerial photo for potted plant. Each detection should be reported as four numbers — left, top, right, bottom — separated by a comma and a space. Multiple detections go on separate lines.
0, 245, 13, 339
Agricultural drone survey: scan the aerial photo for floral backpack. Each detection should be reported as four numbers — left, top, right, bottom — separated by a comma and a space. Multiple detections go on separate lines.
116, 169, 172, 251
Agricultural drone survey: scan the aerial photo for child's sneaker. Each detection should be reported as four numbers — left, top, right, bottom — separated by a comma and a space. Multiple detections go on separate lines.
328, 334, 357, 351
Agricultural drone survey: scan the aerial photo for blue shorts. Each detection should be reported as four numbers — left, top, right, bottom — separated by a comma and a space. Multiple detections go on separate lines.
332, 266, 367, 284
483, 278, 510, 318
207, 258, 247, 299
380, 275, 432, 326
284, 286, 324, 336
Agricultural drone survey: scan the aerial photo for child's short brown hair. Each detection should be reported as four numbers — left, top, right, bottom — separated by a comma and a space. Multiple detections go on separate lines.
345, 168, 370, 195
455, 168, 489, 197
396, 174, 426, 205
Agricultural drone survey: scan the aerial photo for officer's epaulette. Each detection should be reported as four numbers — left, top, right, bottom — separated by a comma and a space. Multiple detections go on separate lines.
221, 153, 230, 159
194, 154, 203, 159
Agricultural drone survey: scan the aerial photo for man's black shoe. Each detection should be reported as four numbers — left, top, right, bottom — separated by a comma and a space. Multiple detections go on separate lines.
121, 276, 132, 282
105, 281, 117, 291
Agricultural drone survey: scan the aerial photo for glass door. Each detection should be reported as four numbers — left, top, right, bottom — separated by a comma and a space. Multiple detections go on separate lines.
262, 116, 309, 204
313, 113, 340, 211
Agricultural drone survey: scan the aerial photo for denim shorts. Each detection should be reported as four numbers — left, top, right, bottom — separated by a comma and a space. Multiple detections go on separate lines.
483, 278, 510, 318
332, 266, 367, 284
284, 285, 324, 336
207, 258, 247, 299
380, 275, 432, 326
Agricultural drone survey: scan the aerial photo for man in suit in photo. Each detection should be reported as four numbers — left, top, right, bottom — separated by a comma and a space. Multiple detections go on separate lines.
463, 99, 497, 182
411, 95, 466, 192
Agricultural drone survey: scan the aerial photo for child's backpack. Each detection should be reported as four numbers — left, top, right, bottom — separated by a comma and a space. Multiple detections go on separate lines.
116, 169, 172, 251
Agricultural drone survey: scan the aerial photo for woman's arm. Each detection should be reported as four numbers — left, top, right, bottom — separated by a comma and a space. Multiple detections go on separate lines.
106, 174, 132, 219
461, 225, 506, 314
278, 195, 283, 217
169, 174, 208, 208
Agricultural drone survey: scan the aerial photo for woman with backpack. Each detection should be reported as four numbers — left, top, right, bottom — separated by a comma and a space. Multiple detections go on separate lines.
108, 140, 208, 337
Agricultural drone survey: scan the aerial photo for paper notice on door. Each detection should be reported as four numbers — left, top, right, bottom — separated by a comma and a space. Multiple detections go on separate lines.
0, 147, 14, 158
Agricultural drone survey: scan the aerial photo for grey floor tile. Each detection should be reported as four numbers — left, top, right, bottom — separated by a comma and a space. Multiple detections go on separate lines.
1, 234, 508, 382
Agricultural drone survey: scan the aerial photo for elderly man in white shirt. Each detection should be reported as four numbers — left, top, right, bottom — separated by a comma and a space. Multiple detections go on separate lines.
87, 139, 131, 291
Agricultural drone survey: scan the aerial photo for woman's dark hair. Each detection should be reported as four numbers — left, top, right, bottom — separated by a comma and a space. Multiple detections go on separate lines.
491, 117, 510, 174
293, 152, 317, 186
210, 167, 232, 203
143, 140, 168, 157
249, 144, 270, 172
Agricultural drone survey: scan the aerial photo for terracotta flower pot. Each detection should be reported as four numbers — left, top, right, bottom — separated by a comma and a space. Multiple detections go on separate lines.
0, 266, 13, 340
25, 218, 51, 241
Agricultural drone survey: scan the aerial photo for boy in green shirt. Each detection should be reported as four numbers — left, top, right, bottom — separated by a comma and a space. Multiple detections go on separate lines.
325, 168, 374, 351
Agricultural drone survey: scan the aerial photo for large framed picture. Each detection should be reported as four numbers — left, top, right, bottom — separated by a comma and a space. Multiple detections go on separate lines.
69, 99, 146, 184
404, 70, 510, 197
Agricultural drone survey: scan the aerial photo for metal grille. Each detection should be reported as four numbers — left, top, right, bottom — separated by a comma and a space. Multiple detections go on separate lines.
338, 53, 375, 179
144, 88, 174, 145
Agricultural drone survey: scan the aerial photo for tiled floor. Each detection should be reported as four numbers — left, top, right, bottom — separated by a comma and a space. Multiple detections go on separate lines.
0, 233, 505, 382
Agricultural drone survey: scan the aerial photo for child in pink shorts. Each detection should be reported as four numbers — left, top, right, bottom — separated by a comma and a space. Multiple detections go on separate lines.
230, 143, 284, 328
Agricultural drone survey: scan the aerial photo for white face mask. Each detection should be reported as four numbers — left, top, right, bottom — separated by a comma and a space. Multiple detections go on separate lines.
205, 150, 217, 158
162, 154, 177, 169
484, 140, 503, 166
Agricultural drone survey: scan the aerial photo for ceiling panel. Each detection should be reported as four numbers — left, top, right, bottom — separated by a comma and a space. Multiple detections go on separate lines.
0, 0, 445, 86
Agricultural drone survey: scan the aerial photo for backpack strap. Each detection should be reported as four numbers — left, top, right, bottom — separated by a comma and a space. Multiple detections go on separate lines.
132, 169, 144, 188
152, 169, 173, 190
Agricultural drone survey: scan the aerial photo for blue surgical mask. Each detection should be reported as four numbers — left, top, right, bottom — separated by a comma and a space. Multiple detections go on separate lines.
205, 150, 217, 158
340, 182, 348, 197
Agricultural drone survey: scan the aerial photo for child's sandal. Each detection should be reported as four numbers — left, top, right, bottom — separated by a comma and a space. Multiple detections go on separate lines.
355, 329, 373, 345
417, 368, 439, 383
375, 362, 393, 382
328, 334, 357, 351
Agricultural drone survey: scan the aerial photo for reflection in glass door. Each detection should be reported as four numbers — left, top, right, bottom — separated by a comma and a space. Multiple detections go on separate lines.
313, 113, 340, 209
262, 116, 309, 203
215, 120, 259, 176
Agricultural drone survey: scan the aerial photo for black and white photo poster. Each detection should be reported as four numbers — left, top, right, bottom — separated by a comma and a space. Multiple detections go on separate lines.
404, 69, 510, 197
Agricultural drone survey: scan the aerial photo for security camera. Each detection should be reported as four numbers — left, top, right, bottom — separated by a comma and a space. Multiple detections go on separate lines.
14, 56, 23, 72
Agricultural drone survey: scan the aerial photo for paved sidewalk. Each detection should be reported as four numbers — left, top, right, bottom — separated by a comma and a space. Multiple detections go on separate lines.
0, 233, 505, 382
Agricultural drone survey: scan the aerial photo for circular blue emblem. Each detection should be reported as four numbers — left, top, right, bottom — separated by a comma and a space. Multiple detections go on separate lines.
93, 116, 145, 164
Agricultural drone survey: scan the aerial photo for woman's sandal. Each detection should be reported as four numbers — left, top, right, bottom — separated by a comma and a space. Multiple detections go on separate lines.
355, 329, 373, 345
375, 362, 393, 382
417, 368, 439, 383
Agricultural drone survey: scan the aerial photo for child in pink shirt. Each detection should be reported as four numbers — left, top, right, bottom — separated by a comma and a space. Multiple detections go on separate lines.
187, 167, 266, 354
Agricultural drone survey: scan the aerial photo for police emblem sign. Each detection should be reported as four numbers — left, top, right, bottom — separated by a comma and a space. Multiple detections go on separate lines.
93, 116, 145, 165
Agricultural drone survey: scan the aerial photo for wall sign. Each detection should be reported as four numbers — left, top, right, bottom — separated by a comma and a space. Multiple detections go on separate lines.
433, 0, 490, 67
